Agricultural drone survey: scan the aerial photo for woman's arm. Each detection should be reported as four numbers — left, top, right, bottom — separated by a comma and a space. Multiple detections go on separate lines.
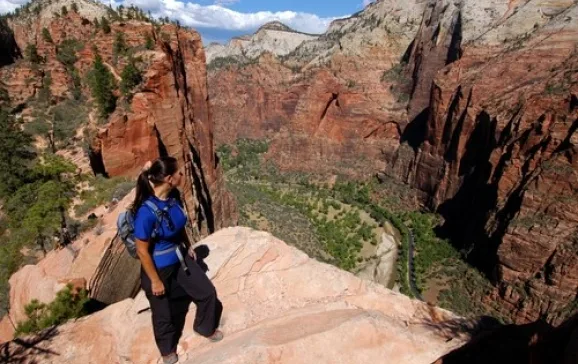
136, 239, 165, 296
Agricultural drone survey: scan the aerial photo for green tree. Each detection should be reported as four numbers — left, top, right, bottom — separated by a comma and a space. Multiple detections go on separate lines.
15, 285, 89, 337
93, 17, 100, 29
0, 109, 35, 198
71, 2, 78, 13
88, 51, 117, 118
61, 5, 68, 16
120, 58, 142, 98
56, 39, 83, 69
21, 155, 77, 253
42, 27, 52, 43
113, 31, 127, 61
25, 43, 42, 64
37, 71, 52, 104
100, 16, 111, 34
144, 32, 154, 49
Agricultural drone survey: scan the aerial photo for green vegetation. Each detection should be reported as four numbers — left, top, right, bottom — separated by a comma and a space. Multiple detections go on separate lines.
207, 56, 257, 71
88, 51, 117, 118
120, 58, 142, 99
50, 99, 88, 147
56, 39, 83, 69
74, 175, 134, 216
145, 33, 154, 50
37, 71, 52, 105
15, 284, 89, 337
113, 31, 128, 63
71, 2, 78, 13
0, 109, 35, 198
42, 27, 52, 43
218, 138, 507, 320
61, 5, 68, 16
218, 139, 383, 270
100, 16, 111, 34
25, 43, 42, 64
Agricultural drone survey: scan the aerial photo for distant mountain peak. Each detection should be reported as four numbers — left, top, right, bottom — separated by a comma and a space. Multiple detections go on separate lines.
257, 21, 296, 33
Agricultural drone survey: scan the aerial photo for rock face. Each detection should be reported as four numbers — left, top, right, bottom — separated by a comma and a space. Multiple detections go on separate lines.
91, 22, 237, 236
391, 0, 578, 324
205, 21, 318, 63
208, 0, 578, 323
0, 0, 236, 336
0, 0, 236, 239
0, 227, 466, 363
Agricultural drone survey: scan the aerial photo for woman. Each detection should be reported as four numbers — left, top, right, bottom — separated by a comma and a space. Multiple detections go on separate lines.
132, 157, 223, 364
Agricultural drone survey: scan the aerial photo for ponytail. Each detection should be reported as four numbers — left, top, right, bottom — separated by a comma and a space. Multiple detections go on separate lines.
131, 170, 154, 214
130, 157, 179, 214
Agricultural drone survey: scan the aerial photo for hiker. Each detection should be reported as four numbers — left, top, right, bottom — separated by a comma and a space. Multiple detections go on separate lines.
132, 157, 223, 364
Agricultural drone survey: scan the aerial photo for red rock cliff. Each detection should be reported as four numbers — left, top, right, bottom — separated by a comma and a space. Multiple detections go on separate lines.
208, 0, 578, 323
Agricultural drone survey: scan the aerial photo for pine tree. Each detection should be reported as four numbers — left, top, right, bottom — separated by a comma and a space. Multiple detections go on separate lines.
88, 51, 117, 118
0, 109, 35, 198
113, 31, 127, 59
101, 16, 111, 34
25, 43, 42, 64
61, 5, 68, 16
144, 32, 154, 50
120, 58, 142, 99
71, 2, 78, 13
93, 17, 100, 29
42, 27, 52, 43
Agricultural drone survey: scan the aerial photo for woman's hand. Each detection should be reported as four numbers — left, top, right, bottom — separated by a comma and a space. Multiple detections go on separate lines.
151, 280, 165, 296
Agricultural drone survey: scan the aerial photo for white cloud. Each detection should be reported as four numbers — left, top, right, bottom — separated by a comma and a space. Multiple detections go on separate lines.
214, 0, 239, 6
0, 0, 345, 35
0, 0, 27, 14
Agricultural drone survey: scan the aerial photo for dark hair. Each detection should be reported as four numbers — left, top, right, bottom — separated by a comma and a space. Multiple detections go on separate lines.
131, 157, 178, 213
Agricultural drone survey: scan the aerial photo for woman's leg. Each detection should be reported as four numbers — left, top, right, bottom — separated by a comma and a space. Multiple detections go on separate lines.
175, 254, 223, 337
141, 267, 179, 356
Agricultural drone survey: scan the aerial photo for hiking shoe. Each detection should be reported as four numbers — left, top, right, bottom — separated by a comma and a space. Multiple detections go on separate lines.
207, 330, 224, 342
162, 353, 178, 364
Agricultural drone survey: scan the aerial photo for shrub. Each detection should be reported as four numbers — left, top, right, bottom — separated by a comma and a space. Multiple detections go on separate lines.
100, 17, 111, 34
144, 33, 154, 50
113, 31, 128, 62
71, 2, 78, 13
120, 59, 142, 99
25, 43, 42, 64
61, 6, 68, 16
56, 39, 84, 69
15, 284, 89, 337
42, 28, 52, 43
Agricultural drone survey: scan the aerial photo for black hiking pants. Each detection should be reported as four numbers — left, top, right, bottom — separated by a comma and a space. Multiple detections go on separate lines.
141, 253, 223, 356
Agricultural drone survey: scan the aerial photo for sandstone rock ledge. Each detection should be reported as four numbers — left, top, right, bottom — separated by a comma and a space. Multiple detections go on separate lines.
2, 227, 466, 363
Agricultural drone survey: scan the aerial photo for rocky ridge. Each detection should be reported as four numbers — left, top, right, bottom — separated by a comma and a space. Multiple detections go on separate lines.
207, 0, 578, 323
205, 21, 319, 63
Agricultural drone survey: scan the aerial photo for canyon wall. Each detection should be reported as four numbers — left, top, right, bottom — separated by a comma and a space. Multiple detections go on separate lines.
208, 0, 578, 323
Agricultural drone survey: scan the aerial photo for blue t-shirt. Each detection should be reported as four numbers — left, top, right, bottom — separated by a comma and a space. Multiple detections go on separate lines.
133, 196, 188, 269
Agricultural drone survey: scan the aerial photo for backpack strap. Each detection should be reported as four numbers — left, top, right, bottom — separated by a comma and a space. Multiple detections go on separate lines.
143, 200, 164, 239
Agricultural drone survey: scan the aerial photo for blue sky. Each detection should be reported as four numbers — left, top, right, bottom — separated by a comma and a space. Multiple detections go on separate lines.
0, 0, 375, 43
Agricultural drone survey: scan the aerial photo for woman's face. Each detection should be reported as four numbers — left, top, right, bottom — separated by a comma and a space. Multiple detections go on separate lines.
166, 166, 184, 189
